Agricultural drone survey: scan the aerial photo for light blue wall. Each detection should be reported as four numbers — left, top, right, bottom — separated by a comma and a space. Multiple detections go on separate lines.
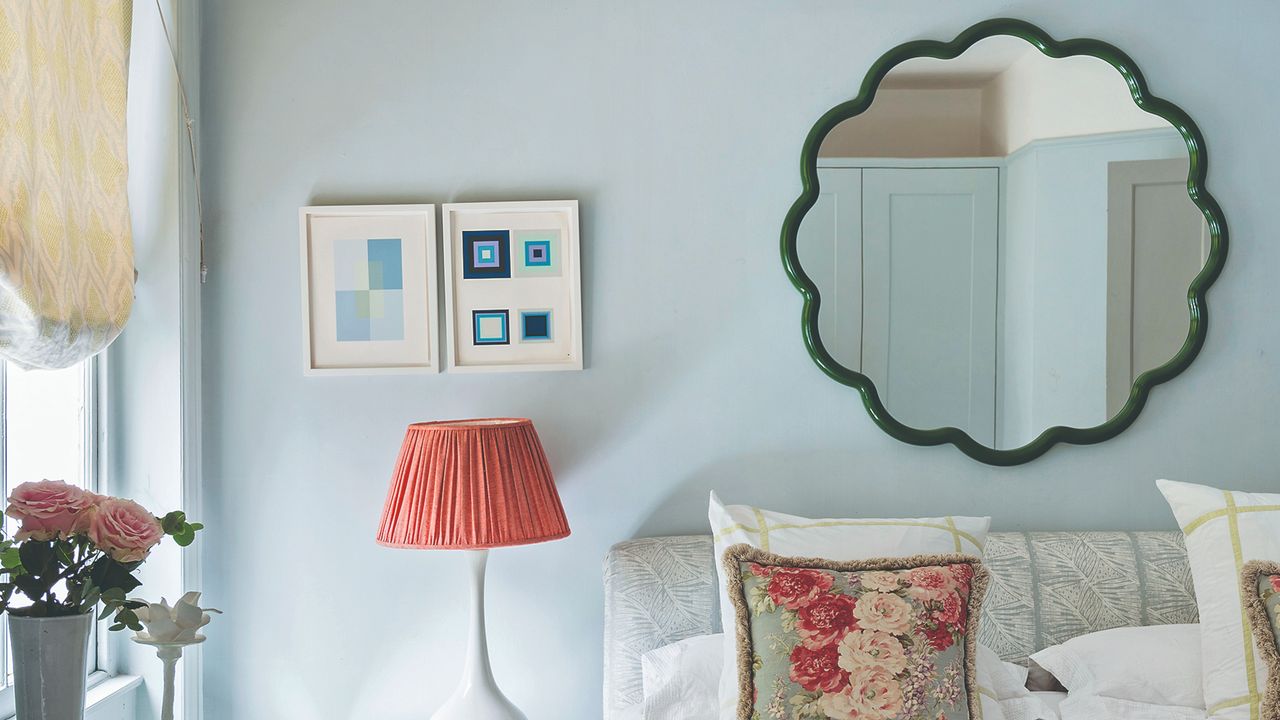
1000, 129, 1187, 447
199, 2, 1280, 718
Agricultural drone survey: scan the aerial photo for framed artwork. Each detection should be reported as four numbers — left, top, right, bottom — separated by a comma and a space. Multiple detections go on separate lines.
299, 205, 439, 374
442, 200, 583, 372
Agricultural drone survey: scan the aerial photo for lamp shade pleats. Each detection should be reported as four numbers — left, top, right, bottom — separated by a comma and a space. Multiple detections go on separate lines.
376, 419, 570, 550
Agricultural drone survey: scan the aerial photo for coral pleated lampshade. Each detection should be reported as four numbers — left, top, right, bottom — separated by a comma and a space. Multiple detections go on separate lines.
375, 418, 570, 550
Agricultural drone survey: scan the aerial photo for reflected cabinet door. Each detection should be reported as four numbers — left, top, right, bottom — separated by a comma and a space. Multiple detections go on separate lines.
862, 168, 999, 447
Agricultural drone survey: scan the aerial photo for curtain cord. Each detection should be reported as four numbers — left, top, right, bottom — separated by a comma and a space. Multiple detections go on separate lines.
153, 0, 206, 284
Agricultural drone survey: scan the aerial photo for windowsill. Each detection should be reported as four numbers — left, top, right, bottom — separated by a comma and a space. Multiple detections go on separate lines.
87, 671, 143, 706
1, 672, 142, 720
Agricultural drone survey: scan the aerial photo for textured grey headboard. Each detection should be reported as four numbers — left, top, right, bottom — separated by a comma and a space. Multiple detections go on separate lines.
602, 532, 1196, 718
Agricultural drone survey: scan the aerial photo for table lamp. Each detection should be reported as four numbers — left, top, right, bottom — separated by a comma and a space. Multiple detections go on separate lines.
376, 418, 570, 720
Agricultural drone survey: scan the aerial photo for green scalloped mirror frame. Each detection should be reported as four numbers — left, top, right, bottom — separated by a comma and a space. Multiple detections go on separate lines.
781, 18, 1228, 466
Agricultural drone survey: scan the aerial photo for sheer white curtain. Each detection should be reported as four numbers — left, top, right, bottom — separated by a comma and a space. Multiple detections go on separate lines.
0, 1, 135, 370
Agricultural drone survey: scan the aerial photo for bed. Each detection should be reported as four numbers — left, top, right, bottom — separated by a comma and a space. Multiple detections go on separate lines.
602, 531, 1198, 718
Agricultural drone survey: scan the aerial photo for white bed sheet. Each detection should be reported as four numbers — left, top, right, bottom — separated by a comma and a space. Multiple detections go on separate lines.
1054, 693, 1207, 720
1033, 691, 1067, 715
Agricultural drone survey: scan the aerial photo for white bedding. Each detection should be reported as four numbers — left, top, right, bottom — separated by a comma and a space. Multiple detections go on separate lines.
632, 627, 1208, 720
1034, 692, 1067, 715
638, 634, 1057, 720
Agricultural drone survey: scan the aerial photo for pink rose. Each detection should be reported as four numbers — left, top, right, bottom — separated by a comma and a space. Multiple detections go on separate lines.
837, 629, 909, 675
860, 571, 901, 593
904, 566, 956, 603
853, 592, 914, 635
797, 593, 860, 648
948, 563, 974, 590
86, 498, 164, 563
789, 643, 848, 693
766, 568, 834, 610
818, 666, 903, 720
5, 480, 96, 541
933, 592, 966, 626
1270, 576, 1280, 594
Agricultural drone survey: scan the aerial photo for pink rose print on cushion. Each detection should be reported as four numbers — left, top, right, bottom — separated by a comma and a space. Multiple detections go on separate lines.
948, 563, 974, 591
748, 562, 775, 579
767, 568, 834, 610
904, 565, 957, 603
933, 592, 967, 627
1270, 575, 1280, 594
818, 665, 904, 720
853, 592, 914, 635
860, 571, 901, 592
923, 622, 956, 652
797, 593, 860, 648
837, 629, 909, 675
789, 643, 849, 693
5, 480, 97, 541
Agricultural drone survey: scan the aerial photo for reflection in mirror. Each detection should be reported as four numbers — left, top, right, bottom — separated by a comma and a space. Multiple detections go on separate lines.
799, 36, 1209, 450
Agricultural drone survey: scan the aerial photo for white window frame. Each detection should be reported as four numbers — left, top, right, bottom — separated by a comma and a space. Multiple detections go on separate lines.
0, 356, 139, 719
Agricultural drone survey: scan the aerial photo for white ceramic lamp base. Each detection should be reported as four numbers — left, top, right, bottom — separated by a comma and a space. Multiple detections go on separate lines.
432, 550, 527, 720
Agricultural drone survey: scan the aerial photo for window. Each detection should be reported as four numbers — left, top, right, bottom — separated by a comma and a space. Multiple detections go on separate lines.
0, 358, 101, 700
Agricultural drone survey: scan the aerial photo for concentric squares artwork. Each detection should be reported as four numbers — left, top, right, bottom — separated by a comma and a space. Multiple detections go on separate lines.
442, 200, 582, 372
472, 309, 510, 345
520, 310, 553, 342
463, 230, 511, 279
514, 229, 561, 278
525, 239, 551, 267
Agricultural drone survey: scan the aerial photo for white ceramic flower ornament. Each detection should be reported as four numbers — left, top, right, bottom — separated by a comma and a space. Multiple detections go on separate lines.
133, 592, 220, 644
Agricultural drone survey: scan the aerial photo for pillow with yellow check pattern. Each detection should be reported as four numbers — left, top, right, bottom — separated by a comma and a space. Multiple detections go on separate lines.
1159, 479, 1280, 720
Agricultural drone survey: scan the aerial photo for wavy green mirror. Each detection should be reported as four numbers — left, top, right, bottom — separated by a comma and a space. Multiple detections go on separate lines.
782, 19, 1227, 465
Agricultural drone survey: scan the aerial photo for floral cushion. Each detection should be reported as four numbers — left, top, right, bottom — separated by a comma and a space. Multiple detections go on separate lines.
722, 544, 988, 720
1241, 561, 1280, 719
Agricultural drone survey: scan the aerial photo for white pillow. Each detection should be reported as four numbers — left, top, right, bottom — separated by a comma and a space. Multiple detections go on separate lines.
1158, 479, 1280, 720
977, 643, 1062, 720
641, 635, 722, 720
708, 492, 991, 720
1004, 659, 1031, 686
640, 633, 1053, 720
1029, 624, 1203, 709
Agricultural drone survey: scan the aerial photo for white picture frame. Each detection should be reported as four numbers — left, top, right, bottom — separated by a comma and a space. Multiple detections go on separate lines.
299, 204, 439, 375
441, 200, 583, 373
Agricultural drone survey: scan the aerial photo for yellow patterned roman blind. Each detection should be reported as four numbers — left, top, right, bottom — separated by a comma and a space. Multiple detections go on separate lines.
0, 1, 134, 369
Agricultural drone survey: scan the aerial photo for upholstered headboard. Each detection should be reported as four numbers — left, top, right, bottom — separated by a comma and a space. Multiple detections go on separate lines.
602, 532, 1197, 718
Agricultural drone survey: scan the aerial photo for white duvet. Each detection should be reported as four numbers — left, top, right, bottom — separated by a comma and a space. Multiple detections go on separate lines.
627, 630, 1209, 720
633, 634, 1058, 720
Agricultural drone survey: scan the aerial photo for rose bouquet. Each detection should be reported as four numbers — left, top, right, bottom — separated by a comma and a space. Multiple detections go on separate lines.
0, 480, 203, 631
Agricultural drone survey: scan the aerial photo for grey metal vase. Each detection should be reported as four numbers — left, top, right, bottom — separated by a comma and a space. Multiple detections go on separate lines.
9, 613, 93, 720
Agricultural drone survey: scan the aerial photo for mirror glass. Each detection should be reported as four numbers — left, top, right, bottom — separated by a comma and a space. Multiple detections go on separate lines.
798, 36, 1209, 450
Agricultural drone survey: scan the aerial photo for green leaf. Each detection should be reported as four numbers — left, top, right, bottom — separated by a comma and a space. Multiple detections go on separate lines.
161, 511, 187, 535
54, 542, 74, 565
13, 574, 47, 600
18, 541, 53, 574
0, 547, 20, 571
